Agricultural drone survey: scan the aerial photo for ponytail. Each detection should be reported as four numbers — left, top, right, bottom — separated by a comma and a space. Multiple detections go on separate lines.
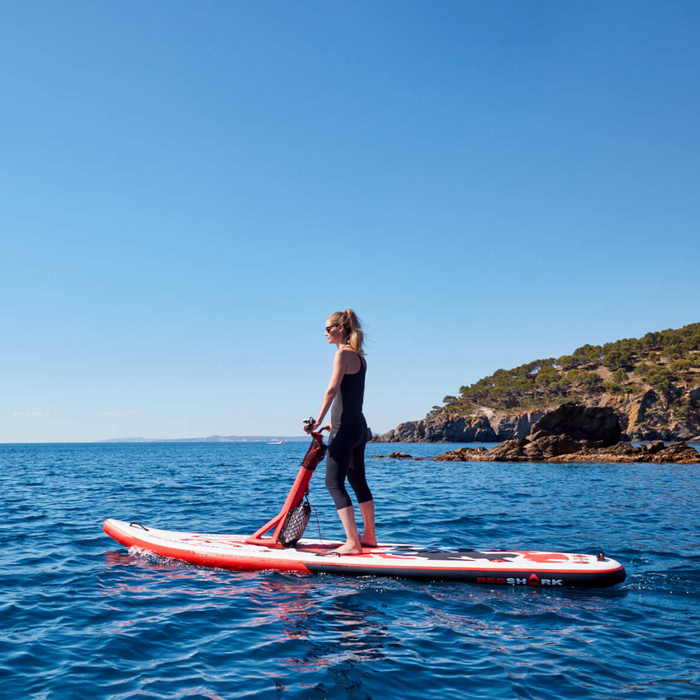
343, 308, 364, 357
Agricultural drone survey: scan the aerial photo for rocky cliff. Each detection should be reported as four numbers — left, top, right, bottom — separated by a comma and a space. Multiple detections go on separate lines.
373, 410, 544, 443
376, 385, 700, 444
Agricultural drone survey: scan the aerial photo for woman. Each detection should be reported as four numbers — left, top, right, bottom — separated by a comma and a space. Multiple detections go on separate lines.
306, 309, 376, 555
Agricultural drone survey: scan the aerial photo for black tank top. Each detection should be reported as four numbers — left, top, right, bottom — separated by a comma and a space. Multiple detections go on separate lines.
330, 354, 366, 431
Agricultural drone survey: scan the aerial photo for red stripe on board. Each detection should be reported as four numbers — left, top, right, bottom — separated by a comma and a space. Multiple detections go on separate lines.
103, 520, 311, 574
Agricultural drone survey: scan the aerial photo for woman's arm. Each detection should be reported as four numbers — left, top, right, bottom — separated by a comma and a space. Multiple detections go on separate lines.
310, 350, 346, 431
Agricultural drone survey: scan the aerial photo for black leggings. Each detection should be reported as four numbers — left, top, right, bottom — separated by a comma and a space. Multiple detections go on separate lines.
325, 426, 372, 510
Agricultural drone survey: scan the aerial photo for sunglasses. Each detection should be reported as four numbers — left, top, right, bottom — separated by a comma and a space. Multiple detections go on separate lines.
325, 324, 339, 333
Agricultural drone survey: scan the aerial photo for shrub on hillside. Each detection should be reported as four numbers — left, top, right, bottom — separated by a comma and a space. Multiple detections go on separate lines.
635, 362, 651, 377
535, 365, 559, 387
670, 396, 693, 419
613, 368, 628, 385
646, 367, 674, 393
671, 359, 695, 373
579, 372, 603, 389
426, 323, 700, 417
664, 347, 688, 362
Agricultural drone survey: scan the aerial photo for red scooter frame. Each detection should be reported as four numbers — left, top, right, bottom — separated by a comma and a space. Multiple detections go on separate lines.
245, 422, 328, 548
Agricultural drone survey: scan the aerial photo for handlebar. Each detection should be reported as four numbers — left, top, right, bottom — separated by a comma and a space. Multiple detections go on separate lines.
303, 417, 330, 436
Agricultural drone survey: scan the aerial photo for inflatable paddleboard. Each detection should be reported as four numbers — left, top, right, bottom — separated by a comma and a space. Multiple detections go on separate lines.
103, 519, 626, 588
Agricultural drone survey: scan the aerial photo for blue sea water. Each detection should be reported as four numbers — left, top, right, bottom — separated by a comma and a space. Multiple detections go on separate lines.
2, 441, 700, 699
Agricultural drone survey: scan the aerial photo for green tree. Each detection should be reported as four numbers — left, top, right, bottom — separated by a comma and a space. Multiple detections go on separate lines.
535, 365, 558, 388
664, 346, 687, 362
557, 355, 578, 371
604, 349, 633, 371
573, 344, 603, 363
640, 332, 661, 352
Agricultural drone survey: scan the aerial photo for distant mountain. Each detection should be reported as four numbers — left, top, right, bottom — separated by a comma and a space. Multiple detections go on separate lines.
98, 435, 309, 443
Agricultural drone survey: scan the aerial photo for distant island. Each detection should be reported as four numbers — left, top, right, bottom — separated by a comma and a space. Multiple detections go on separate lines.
375, 322, 700, 443
98, 435, 309, 443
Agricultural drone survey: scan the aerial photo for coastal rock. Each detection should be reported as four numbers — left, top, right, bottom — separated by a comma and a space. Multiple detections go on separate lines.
447, 434, 584, 461
374, 411, 543, 443
434, 402, 700, 464
372, 452, 427, 460
425, 415, 497, 442
645, 440, 666, 454
667, 420, 700, 442
620, 388, 700, 442
490, 411, 545, 440
481, 439, 529, 460
373, 415, 497, 443
433, 446, 488, 461
529, 403, 621, 446
652, 441, 700, 463
595, 441, 638, 456
434, 439, 700, 464
553, 440, 700, 464
524, 434, 583, 459
624, 390, 657, 436
373, 420, 426, 442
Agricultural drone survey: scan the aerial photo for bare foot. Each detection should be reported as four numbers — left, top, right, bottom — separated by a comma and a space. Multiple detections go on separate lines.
330, 543, 363, 555
359, 531, 377, 547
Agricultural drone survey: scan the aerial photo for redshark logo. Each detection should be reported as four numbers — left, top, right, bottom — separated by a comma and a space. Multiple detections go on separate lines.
475, 574, 563, 586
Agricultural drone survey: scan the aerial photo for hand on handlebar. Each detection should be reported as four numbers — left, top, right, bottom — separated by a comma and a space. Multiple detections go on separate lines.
303, 418, 331, 434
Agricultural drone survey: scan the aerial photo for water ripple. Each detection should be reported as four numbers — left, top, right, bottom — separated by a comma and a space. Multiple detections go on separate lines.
1, 442, 699, 698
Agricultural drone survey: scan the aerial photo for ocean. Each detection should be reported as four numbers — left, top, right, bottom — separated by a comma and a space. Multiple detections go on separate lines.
2, 441, 699, 699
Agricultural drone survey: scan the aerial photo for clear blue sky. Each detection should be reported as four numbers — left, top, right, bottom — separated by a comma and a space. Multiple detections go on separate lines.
2, 1, 699, 442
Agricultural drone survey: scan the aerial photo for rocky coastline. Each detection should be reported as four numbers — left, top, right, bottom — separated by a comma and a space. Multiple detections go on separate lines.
433, 403, 700, 464
434, 440, 700, 464
373, 387, 700, 444
373, 410, 544, 443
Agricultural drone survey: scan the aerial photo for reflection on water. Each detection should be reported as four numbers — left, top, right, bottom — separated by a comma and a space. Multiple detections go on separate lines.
103, 548, 390, 678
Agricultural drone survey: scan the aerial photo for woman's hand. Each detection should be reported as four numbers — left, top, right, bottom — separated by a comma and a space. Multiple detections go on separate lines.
303, 419, 331, 434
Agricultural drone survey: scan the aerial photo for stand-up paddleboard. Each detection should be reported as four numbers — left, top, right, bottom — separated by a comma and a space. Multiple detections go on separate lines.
103, 519, 625, 587
103, 426, 626, 588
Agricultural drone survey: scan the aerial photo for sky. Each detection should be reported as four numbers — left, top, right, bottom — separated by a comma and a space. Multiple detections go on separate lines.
2, 1, 699, 442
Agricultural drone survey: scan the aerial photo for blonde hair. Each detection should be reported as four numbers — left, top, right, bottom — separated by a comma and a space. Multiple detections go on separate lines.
328, 308, 365, 356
